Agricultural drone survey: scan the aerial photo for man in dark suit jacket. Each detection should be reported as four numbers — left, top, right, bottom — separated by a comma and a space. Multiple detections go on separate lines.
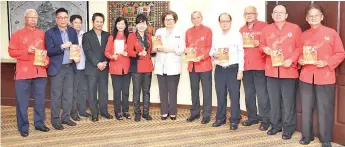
82, 13, 112, 121
45, 8, 78, 130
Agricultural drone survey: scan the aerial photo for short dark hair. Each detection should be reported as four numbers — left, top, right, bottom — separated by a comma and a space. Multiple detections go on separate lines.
135, 14, 148, 25
92, 13, 105, 22
70, 15, 82, 23
55, 8, 68, 16
161, 10, 178, 27
305, 4, 324, 17
218, 13, 232, 22
274, 4, 288, 14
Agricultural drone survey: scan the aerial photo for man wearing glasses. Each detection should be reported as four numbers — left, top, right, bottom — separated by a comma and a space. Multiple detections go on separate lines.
239, 6, 270, 131
259, 5, 302, 140
210, 13, 244, 130
45, 8, 79, 130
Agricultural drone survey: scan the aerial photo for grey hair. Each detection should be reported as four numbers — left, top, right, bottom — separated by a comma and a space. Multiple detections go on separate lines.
191, 11, 202, 19
24, 9, 37, 17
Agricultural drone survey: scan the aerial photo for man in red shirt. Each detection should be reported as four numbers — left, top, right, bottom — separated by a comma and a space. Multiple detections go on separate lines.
298, 4, 345, 147
185, 11, 213, 124
260, 5, 302, 140
239, 6, 270, 131
8, 9, 50, 137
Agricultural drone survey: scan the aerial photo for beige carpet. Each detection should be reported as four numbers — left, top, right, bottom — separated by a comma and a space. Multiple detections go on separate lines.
1, 106, 343, 147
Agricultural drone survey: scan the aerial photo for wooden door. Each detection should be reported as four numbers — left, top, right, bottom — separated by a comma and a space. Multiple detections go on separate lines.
266, 1, 345, 145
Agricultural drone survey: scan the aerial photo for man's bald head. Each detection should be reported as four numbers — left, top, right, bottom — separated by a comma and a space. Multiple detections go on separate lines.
244, 6, 257, 13
243, 6, 258, 23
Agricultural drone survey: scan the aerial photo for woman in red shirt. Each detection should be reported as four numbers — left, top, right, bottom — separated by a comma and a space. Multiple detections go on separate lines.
127, 14, 154, 122
105, 17, 131, 120
298, 4, 345, 146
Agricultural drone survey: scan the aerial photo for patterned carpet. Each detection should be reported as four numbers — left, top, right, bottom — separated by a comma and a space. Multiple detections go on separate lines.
1, 106, 343, 147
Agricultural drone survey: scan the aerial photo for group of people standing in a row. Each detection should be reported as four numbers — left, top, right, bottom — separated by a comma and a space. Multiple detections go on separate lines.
8, 3, 344, 147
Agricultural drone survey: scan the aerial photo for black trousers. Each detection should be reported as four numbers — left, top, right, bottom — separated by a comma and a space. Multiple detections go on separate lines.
132, 72, 152, 115
71, 70, 88, 117
189, 68, 212, 118
267, 77, 297, 133
111, 74, 131, 114
157, 74, 180, 115
50, 65, 74, 125
214, 65, 241, 123
243, 70, 270, 123
15, 77, 47, 133
299, 80, 335, 143
87, 71, 109, 117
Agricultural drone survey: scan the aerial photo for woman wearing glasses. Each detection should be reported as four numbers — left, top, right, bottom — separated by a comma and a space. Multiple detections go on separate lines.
153, 11, 185, 120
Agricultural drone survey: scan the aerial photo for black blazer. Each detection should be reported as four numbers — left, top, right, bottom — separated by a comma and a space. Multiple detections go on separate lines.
82, 29, 110, 76
45, 26, 78, 76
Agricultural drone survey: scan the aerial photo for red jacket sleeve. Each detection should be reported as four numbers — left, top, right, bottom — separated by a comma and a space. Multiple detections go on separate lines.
287, 26, 302, 65
201, 28, 212, 60
326, 33, 345, 70
259, 27, 268, 54
8, 33, 30, 61
105, 36, 114, 60
185, 29, 190, 48
127, 34, 139, 58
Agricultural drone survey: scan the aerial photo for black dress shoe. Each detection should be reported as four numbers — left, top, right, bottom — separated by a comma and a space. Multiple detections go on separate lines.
230, 123, 238, 130
123, 112, 132, 119
101, 113, 113, 119
161, 116, 168, 120
114, 113, 123, 120
212, 120, 226, 127
322, 142, 332, 147
92, 117, 99, 122
201, 117, 210, 124
80, 112, 92, 118
299, 137, 314, 145
62, 120, 77, 126
71, 115, 81, 121
142, 114, 153, 120
52, 124, 64, 130
35, 125, 50, 132
259, 123, 270, 131
20, 131, 29, 137
170, 115, 176, 120
241, 120, 258, 126
134, 114, 141, 122
267, 128, 282, 135
186, 114, 200, 122
282, 132, 293, 140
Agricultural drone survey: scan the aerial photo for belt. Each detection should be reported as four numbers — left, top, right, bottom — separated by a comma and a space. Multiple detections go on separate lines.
217, 64, 238, 68
63, 63, 72, 67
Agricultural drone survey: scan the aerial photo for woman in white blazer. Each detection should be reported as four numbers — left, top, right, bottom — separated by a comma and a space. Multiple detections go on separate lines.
153, 10, 185, 120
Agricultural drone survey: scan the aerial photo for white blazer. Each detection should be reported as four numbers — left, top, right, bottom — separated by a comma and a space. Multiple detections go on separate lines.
153, 27, 185, 75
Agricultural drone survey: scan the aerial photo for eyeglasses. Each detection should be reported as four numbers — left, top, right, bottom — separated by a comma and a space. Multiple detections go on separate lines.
220, 20, 231, 24
272, 12, 286, 15
26, 17, 38, 20
244, 13, 257, 16
57, 17, 68, 20
164, 19, 175, 22
307, 15, 322, 19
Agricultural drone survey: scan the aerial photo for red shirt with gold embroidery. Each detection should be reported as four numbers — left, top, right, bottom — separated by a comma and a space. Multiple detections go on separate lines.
105, 33, 130, 75
8, 27, 49, 80
259, 22, 302, 78
240, 20, 268, 71
185, 25, 213, 72
299, 25, 345, 85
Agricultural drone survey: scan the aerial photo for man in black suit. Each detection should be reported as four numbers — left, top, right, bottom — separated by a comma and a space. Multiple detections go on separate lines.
45, 8, 78, 130
82, 13, 112, 121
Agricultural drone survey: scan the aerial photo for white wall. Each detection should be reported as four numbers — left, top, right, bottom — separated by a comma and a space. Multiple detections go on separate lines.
1, 0, 266, 111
